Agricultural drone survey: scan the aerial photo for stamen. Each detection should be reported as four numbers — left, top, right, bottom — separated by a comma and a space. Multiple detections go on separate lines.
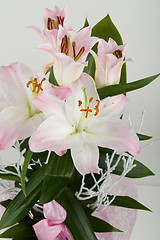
94, 100, 100, 116
60, 35, 68, 55
47, 18, 54, 30
74, 47, 85, 61
26, 78, 46, 94
89, 97, 93, 103
78, 100, 82, 107
113, 49, 122, 59
72, 41, 76, 58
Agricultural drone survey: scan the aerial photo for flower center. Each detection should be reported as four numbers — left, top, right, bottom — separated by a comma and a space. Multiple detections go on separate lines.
113, 49, 122, 59
47, 16, 64, 30
78, 88, 100, 118
60, 37, 85, 61
27, 77, 46, 95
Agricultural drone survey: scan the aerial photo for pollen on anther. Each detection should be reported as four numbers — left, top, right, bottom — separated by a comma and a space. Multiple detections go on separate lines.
78, 100, 82, 107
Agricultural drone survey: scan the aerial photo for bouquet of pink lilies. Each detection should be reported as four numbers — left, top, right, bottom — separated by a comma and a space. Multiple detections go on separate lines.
0, 5, 159, 240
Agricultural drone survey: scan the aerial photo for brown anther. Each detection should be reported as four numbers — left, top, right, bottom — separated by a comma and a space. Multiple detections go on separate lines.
26, 77, 46, 94
94, 100, 100, 116
89, 97, 93, 103
57, 16, 64, 28
72, 41, 76, 58
80, 106, 92, 118
47, 18, 54, 30
60, 35, 68, 55
74, 47, 85, 61
65, 48, 69, 55
26, 80, 32, 88
113, 49, 122, 59
78, 100, 82, 107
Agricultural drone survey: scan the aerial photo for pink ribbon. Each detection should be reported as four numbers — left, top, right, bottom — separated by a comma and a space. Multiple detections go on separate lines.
33, 200, 72, 240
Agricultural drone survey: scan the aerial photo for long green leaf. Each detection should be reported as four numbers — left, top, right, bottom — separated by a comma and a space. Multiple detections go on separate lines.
88, 215, 122, 233
99, 148, 154, 178
60, 188, 97, 240
39, 151, 74, 204
0, 221, 36, 239
0, 165, 46, 230
98, 73, 160, 99
111, 195, 151, 211
21, 149, 33, 196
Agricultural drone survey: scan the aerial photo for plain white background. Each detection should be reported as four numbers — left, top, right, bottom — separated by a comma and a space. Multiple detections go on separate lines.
0, 0, 159, 239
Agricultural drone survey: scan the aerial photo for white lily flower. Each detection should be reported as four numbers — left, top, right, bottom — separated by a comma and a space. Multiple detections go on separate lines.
29, 73, 140, 175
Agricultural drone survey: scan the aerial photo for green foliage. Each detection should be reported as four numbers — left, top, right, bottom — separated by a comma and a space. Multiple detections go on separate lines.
111, 195, 151, 211
98, 73, 160, 99
48, 66, 59, 86
60, 188, 97, 240
87, 215, 122, 233
21, 149, 33, 196
99, 148, 154, 178
40, 151, 74, 204
0, 221, 36, 239
137, 133, 152, 141
0, 165, 46, 230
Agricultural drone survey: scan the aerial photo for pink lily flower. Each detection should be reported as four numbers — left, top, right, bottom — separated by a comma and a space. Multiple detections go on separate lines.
29, 73, 140, 175
0, 62, 71, 150
33, 200, 72, 240
43, 6, 73, 31
91, 38, 132, 88
0, 62, 45, 150
93, 175, 138, 240
38, 26, 98, 86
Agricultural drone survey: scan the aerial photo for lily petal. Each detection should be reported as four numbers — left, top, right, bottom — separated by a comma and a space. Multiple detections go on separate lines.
0, 106, 28, 150
44, 201, 66, 224
0, 62, 33, 106
29, 115, 78, 152
33, 219, 63, 240
54, 53, 85, 86
71, 142, 100, 175
99, 95, 128, 119
84, 118, 140, 154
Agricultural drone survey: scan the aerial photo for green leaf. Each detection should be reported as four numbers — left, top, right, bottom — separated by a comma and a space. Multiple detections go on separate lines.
60, 188, 97, 240
98, 73, 160, 99
39, 151, 74, 204
21, 149, 33, 196
111, 195, 151, 212
83, 18, 89, 29
99, 148, 154, 178
0, 221, 36, 239
137, 133, 152, 141
0, 165, 46, 230
92, 14, 123, 47
0, 199, 11, 208
84, 53, 96, 79
0, 172, 20, 182
88, 215, 122, 233
48, 66, 59, 86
